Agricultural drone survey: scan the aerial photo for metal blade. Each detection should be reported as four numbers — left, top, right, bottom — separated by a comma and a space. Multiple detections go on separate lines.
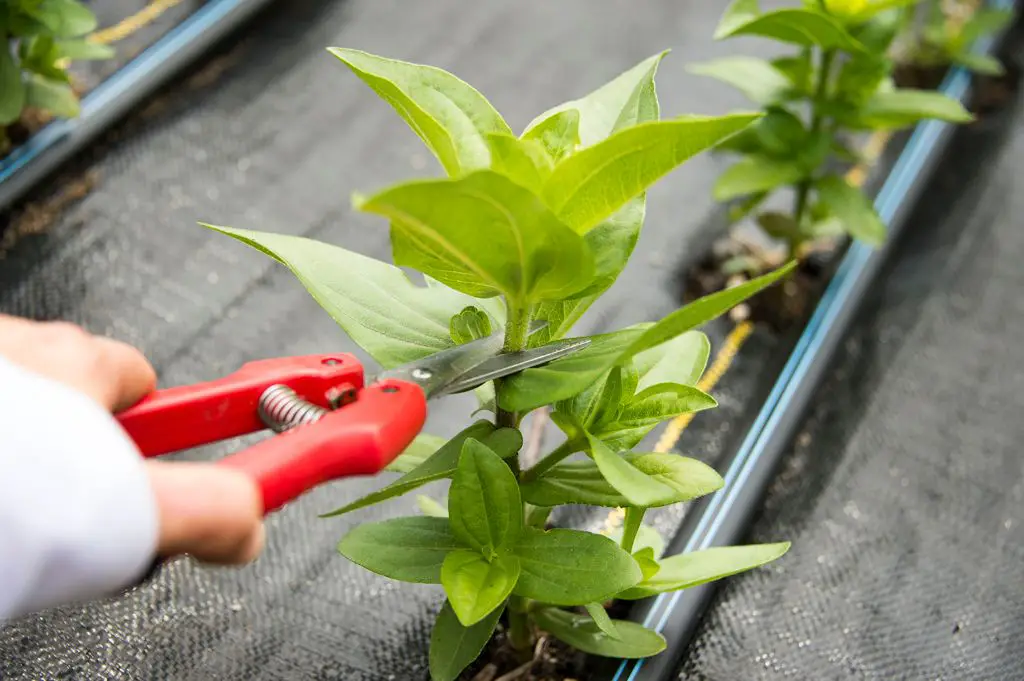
438, 337, 591, 396
372, 319, 551, 398
372, 322, 589, 399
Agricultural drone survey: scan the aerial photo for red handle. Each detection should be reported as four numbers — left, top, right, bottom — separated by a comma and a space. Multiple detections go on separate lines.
217, 379, 428, 513
116, 354, 364, 456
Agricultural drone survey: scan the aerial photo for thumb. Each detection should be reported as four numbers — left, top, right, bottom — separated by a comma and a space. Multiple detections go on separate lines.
146, 461, 265, 565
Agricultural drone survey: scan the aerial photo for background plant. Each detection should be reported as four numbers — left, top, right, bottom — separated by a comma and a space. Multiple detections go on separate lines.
894, 0, 1013, 76
206, 47, 793, 680
691, 0, 973, 269
0, 0, 113, 152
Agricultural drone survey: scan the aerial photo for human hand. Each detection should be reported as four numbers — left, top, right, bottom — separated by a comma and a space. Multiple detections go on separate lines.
0, 314, 265, 566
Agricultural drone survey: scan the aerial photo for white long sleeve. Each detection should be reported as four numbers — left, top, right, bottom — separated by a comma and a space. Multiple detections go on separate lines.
0, 355, 159, 621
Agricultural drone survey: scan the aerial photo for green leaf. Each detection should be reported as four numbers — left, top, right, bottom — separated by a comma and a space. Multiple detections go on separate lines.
834, 53, 890, 107
24, 73, 78, 118
509, 264, 792, 413
357, 170, 594, 304
0, 41, 25, 125
484, 133, 553, 193
815, 174, 885, 246
530, 194, 645, 346
498, 327, 647, 413
521, 108, 580, 161
953, 52, 1004, 76
544, 114, 761, 234
632, 547, 662, 579
26, 0, 97, 38
752, 108, 809, 158
449, 305, 492, 345
713, 156, 805, 202
534, 608, 666, 658
449, 439, 523, 556
961, 8, 1014, 46
512, 527, 642, 605
587, 434, 684, 508
417, 495, 449, 518
823, 0, 917, 22
715, 0, 865, 52
585, 603, 621, 639
592, 383, 718, 452
324, 422, 515, 516
522, 452, 723, 508
441, 550, 519, 626
619, 542, 791, 599
858, 89, 972, 128
337, 517, 462, 584
204, 226, 502, 368
688, 57, 792, 105
634, 331, 710, 391
771, 54, 813, 94
386, 434, 447, 473
429, 601, 503, 681
757, 211, 801, 241
329, 47, 511, 176
556, 363, 630, 430
55, 38, 114, 61
525, 52, 668, 344
524, 51, 668, 148
627, 263, 795, 356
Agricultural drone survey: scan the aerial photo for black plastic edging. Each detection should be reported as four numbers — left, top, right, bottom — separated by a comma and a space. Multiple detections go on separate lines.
0, 0, 275, 214
611, 2, 1016, 679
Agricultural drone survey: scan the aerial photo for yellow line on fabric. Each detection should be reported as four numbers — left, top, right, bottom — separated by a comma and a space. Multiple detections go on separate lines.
90, 0, 186, 45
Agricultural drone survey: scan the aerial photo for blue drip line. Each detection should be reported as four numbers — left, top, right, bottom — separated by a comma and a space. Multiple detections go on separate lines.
0, 0, 253, 184
614, 2, 1010, 678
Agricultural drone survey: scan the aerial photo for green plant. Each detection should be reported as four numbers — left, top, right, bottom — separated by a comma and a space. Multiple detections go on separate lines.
0, 0, 113, 151
205, 47, 794, 680
897, 0, 1013, 76
692, 0, 973, 265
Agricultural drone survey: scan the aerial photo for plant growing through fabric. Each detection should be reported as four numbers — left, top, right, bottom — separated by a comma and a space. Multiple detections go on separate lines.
691, 0, 973, 270
205, 47, 794, 680
894, 0, 1013, 77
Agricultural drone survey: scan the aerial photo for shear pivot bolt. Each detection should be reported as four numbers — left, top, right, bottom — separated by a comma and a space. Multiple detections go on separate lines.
412, 368, 432, 381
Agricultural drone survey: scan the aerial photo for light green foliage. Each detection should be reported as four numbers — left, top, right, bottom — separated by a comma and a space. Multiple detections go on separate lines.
449, 306, 492, 345
208, 48, 792, 680
899, 2, 1012, 76
698, 0, 974, 262
1, 0, 114, 145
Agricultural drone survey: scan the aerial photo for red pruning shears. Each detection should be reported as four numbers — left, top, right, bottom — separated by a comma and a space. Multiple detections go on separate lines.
115, 324, 588, 515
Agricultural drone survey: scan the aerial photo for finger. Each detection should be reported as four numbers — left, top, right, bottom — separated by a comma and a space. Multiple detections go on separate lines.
92, 336, 157, 412
146, 462, 265, 565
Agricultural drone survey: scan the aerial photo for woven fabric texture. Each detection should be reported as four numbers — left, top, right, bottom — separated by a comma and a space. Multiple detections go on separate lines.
679, 90, 1024, 681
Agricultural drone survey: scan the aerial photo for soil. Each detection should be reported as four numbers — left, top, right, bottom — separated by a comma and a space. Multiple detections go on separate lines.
459, 624, 591, 681
459, 601, 637, 681
0, 169, 99, 258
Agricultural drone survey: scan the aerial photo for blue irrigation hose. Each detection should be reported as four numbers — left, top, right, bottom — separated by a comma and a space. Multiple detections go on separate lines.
0, 0, 274, 212
613, 2, 1014, 679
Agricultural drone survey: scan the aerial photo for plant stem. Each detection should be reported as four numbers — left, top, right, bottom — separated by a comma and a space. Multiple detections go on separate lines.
496, 300, 535, 654
520, 439, 580, 482
791, 47, 836, 262
620, 507, 645, 553
506, 597, 533, 655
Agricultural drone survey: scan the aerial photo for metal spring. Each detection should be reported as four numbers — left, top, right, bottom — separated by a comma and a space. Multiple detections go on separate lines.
258, 384, 328, 433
